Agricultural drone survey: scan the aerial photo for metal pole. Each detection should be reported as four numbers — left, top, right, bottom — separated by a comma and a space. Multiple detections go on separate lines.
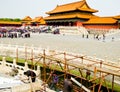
64, 52, 67, 79
112, 75, 114, 92
100, 61, 102, 82
16, 47, 18, 64
25, 46, 27, 62
31, 48, 33, 69
43, 49, 46, 82
71, 77, 91, 92
93, 67, 97, 92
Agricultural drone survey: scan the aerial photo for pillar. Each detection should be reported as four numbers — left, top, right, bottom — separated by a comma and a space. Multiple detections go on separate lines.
37, 65, 41, 79
2, 57, 6, 66
46, 46, 49, 55
24, 62, 28, 71
13, 58, 17, 67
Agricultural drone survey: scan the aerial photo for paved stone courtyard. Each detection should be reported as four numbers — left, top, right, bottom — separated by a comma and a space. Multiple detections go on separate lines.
0, 33, 120, 62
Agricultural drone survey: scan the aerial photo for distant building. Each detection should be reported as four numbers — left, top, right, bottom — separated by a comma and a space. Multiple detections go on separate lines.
21, 16, 32, 26
44, 0, 98, 26
0, 21, 21, 27
44, 0, 120, 31
0, 16, 46, 27
0, 0, 119, 31
31, 16, 46, 26
113, 15, 120, 29
21, 16, 46, 27
83, 17, 119, 32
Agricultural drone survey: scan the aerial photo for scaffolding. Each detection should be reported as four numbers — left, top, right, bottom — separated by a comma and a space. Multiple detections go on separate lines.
35, 50, 120, 92
0, 44, 120, 92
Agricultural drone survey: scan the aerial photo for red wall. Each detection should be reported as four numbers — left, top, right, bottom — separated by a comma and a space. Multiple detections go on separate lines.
83, 24, 119, 29
74, 21, 83, 26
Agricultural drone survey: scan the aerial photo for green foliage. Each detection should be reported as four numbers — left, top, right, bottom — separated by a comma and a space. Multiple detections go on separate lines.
14, 18, 21, 22
0, 18, 21, 22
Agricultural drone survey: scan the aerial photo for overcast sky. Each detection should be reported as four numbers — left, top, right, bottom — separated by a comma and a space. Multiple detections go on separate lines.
0, 0, 120, 19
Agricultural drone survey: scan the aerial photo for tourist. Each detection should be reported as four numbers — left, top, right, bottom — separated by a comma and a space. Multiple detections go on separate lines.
112, 37, 114, 41
82, 34, 84, 38
86, 70, 91, 79
102, 34, 106, 42
10, 66, 18, 76
49, 73, 59, 91
86, 34, 89, 39
63, 75, 73, 92
24, 70, 36, 82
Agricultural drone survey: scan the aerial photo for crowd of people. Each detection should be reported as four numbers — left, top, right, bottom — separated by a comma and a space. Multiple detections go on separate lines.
0, 26, 60, 38
0, 27, 30, 38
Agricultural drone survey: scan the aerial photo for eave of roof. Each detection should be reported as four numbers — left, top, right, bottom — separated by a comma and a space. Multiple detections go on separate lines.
113, 15, 120, 19
44, 13, 96, 20
22, 16, 32, 21
31, 17, 46, 24
31, 17, 43, 22
83, 17, 118, 24
0, 21, 21, 25
78, 8, 98, 13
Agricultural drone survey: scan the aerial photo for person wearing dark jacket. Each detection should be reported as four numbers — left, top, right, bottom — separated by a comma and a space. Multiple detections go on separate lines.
63, 75, 73, 92
49, 73, 59, 91
24, 70, 36, 82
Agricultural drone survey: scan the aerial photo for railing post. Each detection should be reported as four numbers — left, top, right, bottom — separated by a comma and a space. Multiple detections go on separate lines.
13, 58, 17, 67
2, 57, 6, 66
93, 67, 97, 92
43, 49, 46, 82
37, 65, 41, 79
16, 46, 18, 64
25, 45, 27, 62
31, 46, 34, 69
112, 75, 114, 92
46, 46, 49, 55
64, 52, 67, 79
24, 62, 28, 71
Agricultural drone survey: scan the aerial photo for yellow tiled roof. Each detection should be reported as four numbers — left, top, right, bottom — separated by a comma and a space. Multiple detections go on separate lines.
113, 15, 120, 19
31, 16, 46, 24
44, 13, 96, 20
46, 0, 98, 14
38, 20, 46, 25
78, 8, 98, 13
31, 16, 43, 22
26, 22, 31, 25
22, 16, 32, 21
84, 17, 117, 24
0, 21, 21, 24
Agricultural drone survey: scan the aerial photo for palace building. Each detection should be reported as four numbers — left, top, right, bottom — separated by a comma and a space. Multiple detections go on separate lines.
21, 16, 46, 26
114, 15, 120, 28
44, 0, 98, 26
31, 16, 46, 26
44, 0, 120, 30
0, 21, 21, 27
0, 0, 119, 30
21, 16, 32, 26
0, 16, 46, 27
83, 17, 118, 30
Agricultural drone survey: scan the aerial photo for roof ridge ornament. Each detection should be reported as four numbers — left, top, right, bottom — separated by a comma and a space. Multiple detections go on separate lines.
56, 4, 59, 7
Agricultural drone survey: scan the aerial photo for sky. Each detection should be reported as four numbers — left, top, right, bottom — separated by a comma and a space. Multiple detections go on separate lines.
0, 0, 120, 19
